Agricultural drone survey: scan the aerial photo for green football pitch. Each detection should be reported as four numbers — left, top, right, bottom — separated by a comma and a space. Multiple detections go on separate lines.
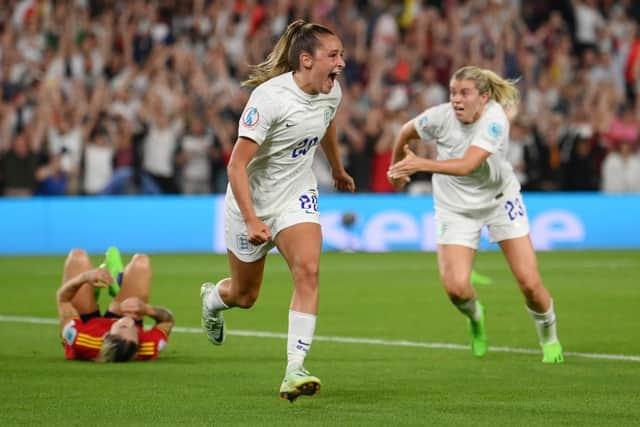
1, 250, 639, 426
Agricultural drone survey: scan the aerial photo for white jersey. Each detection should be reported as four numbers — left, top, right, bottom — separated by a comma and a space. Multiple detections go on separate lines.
226, 72, 341, 218
414, 100, 519, 213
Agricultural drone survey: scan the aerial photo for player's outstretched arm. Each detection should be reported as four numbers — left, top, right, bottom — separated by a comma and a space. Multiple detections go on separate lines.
390, 144, 491, 179
387, 120, 417, 190
56, 268, 111, 326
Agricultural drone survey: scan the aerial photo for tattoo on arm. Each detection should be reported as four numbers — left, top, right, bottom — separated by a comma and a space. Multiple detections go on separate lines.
149, 306, 174, 324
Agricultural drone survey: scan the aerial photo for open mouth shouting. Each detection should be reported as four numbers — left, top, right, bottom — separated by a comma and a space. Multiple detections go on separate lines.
326, 69, 341, 91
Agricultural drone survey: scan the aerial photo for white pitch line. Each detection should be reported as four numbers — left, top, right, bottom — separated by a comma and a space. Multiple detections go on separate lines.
2, 315, 639, 362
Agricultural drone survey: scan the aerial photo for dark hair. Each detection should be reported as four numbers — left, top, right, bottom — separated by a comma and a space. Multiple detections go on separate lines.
98, 333, 139, 362
242, 19, 335, 87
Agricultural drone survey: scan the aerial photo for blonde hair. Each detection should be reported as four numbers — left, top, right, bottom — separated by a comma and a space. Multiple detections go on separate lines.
452, 66, 520, 107
97, 334, 139, 362
242, 19, 336, 87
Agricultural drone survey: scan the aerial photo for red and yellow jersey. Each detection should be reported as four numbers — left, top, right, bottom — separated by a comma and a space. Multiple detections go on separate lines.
61, 317, 168, 361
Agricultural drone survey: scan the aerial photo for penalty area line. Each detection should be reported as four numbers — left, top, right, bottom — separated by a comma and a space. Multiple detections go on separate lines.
2, 314, 639, 363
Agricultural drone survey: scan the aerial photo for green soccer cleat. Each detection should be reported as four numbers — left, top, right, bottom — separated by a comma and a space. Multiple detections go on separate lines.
200, 282, 225, 345
100, 246, 124, 297
542, 341, 564, 364
468, 302, 488, 358
279, 366, 321, 403
471, 269, 493, 286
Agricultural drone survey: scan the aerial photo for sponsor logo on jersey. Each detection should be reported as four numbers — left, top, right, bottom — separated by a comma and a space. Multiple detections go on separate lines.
241, 107, 260, 128
488, 121, 503, 139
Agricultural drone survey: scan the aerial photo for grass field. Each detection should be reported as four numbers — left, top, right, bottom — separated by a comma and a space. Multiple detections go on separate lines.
1, 250, 639, 426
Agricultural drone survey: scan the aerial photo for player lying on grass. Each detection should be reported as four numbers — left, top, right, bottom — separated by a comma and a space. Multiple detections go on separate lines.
56, 247, 174, 362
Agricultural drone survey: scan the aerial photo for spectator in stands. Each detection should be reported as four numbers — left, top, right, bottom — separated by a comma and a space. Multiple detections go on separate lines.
82, 126, 115, 195
601, 139, 640, 193
176, 115, 213, 194
563, 135, 601, 191
572, 0, 605, 57
56, 247, 174, 362
138, 64, 185, 194
0, 126, 41, 196
1, 0, 639, 197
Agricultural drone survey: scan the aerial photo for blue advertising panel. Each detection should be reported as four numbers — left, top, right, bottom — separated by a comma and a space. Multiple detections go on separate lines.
317, 193, 640, 251
0, 193, 638, 255
0, 196, 218, 255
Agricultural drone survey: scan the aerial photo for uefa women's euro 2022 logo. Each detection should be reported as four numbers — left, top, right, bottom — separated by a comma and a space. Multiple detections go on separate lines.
241, 107, 260, 128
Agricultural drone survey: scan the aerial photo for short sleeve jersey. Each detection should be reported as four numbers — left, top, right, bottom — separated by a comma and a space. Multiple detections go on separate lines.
226, 72, 342, 218
413, 100, 519, 212
61, 317, 168, 361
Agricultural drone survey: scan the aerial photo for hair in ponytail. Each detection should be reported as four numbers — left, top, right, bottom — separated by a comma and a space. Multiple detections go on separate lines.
242, 19, 335, 87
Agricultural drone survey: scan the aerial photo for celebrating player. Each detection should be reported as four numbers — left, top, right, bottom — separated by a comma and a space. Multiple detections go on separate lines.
388, 65, 563, 363
200, 19, 355, 402
57, 247, 174, 362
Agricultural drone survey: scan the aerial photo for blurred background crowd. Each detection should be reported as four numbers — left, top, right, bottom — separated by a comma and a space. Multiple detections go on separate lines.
1, 0, 640, 197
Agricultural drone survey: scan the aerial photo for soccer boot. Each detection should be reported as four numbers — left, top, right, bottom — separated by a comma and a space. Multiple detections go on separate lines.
100, 246, 124, 297
542, 341, 564, 364
279, 366, 321, 403
468, 302, 488, 357
470, 269, 493, 286
200, 282, 225, 345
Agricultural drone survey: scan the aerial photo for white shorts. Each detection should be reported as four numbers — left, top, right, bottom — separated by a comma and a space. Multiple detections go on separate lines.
435, 190, 530, 249
224, 189, 321, 262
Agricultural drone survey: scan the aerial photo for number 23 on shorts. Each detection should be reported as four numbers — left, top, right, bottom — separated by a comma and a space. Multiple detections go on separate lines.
504, 195, 525, 221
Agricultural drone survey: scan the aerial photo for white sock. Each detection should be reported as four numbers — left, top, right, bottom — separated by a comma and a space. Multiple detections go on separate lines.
527, 299, 558, 345
455, 298, 482, 322
286, 310, 316, 373
205, 278, 230, 312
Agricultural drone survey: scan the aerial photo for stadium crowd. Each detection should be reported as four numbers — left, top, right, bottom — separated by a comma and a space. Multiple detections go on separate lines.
1, 0, 639, 197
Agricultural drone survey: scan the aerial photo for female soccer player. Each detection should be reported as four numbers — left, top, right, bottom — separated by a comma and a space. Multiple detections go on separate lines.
200, 20, 355, 401
387, 66, 563, 363
57, 247, 174, 362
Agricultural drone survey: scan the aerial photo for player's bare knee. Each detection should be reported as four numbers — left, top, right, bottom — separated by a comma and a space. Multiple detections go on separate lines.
441, 273, 470, 297
291, 260, 319, 283
129, 253, 151, 271
444, 278, 474, 301
67, 248, 90, 263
